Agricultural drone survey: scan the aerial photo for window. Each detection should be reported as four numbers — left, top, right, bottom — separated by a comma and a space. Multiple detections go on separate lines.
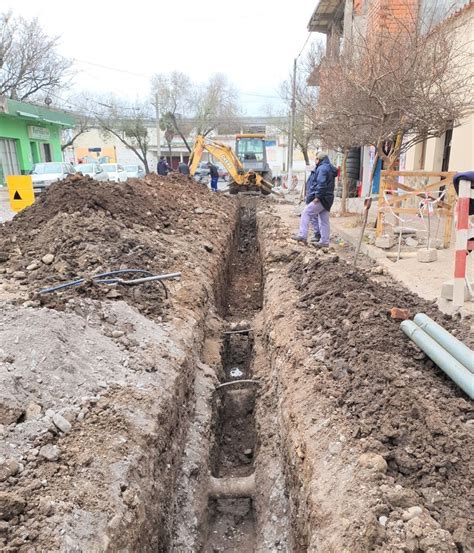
41, 143, 52, 162
0, 139, 20, 183
236, 138, 265, 162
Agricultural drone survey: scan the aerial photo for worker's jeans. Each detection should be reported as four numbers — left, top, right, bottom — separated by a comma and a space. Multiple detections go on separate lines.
299, 200, 330, 244
210, 176, 218, 192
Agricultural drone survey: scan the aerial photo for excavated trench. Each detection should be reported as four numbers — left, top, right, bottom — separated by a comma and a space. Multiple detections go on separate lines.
170, 199, 290, 552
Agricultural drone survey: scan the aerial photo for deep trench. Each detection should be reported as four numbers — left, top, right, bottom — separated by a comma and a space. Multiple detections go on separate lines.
205, 203, 263, 552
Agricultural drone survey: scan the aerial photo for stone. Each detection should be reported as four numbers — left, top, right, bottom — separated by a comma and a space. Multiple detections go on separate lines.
194, 207, 205, 214
13, 271, 27, 280
38, 497, 55, 517
39, 445, 60, 462
0, 459, 20, 482
378, 516, 388, 527
0, 520, 9, 533
0, 398, 23, 425
203, 243, 213, 253
111, 330, 124, 338
402, 506, 423, 521
26, 262, 40, 271
243, 449, 253, 458
390, 307, 410, 320
370, 266, 384, 275
417, 248, 437, 263
405, 237, 419, 248
52, 414, 71, 434
328, 442, 343, 455
440, 280, 471, 301
375, 235, 394, 249
0, 491, 26, 520
41, 254, 55, 265
358, 453, 388, 473
25, 401, 42, 420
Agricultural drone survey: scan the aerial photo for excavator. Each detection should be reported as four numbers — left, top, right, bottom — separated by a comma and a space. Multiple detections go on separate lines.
188, 134, 273, 195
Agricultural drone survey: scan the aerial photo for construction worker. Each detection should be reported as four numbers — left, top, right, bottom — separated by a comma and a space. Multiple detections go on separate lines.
157, 156, 170, 176
208, 161, 219, 192
291, 152, 337, 247
178, 161, 190, 176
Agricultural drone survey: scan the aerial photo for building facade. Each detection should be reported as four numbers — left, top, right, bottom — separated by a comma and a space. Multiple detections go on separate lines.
0, 97, 75, 185
307, 0, 473, 194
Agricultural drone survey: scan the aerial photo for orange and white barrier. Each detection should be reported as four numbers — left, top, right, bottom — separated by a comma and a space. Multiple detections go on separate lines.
453, 179, 474, 307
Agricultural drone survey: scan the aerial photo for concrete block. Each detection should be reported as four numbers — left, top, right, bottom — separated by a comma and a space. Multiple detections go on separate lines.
417, 248, 438, 263
441, 280, 472, 301
394, 227, 417, 235
375, 235, 394, 249
405, 237, 419, 248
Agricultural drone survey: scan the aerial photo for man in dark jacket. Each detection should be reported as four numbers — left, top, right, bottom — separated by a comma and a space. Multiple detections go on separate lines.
157, 156, 170, 176
208, 162, 219, 192
178, 161, 190, 176
292, 152, 337, 247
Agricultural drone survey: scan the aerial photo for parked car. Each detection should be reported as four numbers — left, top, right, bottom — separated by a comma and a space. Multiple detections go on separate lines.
193, 161, 210, 184
124, 164, 145, 179
30, 162, 76, 193
74, 163, 108, 181
100, 163, 128, 182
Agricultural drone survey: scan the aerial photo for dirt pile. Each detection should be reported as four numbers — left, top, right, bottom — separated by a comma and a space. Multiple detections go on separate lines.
289, 250, 473, 550
0, 174, 239, 551
0, 173, 234, 319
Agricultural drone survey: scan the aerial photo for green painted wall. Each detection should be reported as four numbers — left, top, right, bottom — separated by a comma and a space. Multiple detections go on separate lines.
0, 114, 63, 173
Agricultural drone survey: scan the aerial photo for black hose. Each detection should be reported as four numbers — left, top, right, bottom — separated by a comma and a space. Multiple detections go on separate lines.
39, 269, 179, 296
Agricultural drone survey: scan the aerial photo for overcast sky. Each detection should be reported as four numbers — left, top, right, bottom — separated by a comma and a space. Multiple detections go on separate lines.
5, 0, 320, 115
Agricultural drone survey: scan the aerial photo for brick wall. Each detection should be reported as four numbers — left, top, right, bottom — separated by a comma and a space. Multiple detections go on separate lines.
367, 0, 418, 36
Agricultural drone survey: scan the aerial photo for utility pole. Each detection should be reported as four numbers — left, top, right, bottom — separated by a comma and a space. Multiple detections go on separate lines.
155, 92, 161, 162
286, 57, 297, 192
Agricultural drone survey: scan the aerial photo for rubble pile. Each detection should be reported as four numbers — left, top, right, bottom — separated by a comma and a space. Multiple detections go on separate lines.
290, 252, 473, 550
0, 173, 234, 318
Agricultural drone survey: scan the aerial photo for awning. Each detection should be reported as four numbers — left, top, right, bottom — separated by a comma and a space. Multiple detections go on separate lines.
308, 0, 345, 33
17, 110, 40, 119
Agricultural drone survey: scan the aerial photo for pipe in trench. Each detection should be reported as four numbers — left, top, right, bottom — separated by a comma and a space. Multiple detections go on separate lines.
208, 474, 255, 499
413, 313, 473, 373
401, 320, 474, 399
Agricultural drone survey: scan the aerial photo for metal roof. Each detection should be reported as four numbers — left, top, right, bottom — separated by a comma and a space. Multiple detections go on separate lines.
4, 98, 76, 127
307, 0, 345, 33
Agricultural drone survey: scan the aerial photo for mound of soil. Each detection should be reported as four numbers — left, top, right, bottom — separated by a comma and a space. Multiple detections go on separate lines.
289, 251, 473, 550
0, 174, 234, 319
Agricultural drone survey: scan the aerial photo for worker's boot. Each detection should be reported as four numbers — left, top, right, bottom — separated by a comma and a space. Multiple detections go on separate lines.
291, 234, 307, 243
310, 233, 321, 244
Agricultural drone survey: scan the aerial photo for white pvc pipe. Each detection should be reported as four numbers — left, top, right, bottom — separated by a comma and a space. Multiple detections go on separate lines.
401, 320, 473, 399
413, 313, 473, 373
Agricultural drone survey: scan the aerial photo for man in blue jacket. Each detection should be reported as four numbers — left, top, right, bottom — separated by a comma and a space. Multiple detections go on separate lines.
157, 156, 170, 176
292, 152, 337, 247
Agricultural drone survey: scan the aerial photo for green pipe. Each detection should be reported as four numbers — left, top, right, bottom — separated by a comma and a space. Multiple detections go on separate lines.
401, 320, 474, 399
413, 313, 474, 374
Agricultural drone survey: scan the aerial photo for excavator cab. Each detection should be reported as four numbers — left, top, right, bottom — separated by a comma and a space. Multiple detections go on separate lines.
235, 134, 270, 176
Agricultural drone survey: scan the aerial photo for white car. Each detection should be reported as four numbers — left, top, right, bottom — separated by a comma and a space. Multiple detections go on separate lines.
30, 162, 76, 193
124, 164, 145, 179
74, 163, 109, 182
101, 163, 128, 182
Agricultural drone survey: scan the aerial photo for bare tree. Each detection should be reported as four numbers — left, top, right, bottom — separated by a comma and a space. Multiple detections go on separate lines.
0, 12, 72, 101
279, 47, 321, 164
95, 98, 152, 174
151, 71, 194, 152
192, 73, 240, 137
60, 94, 95, 151
314, 2, 472, 170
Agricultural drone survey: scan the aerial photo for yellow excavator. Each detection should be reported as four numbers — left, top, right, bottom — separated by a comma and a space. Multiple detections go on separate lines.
188, 135, 273, 195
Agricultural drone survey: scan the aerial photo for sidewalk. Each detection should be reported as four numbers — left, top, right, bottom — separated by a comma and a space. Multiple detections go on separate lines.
275, 202, 474, 318
0, 188, 15, 223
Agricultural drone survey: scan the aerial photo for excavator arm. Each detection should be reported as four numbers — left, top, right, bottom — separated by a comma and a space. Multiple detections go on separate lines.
189, 135, 273, 194
189, 135, 247, 184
